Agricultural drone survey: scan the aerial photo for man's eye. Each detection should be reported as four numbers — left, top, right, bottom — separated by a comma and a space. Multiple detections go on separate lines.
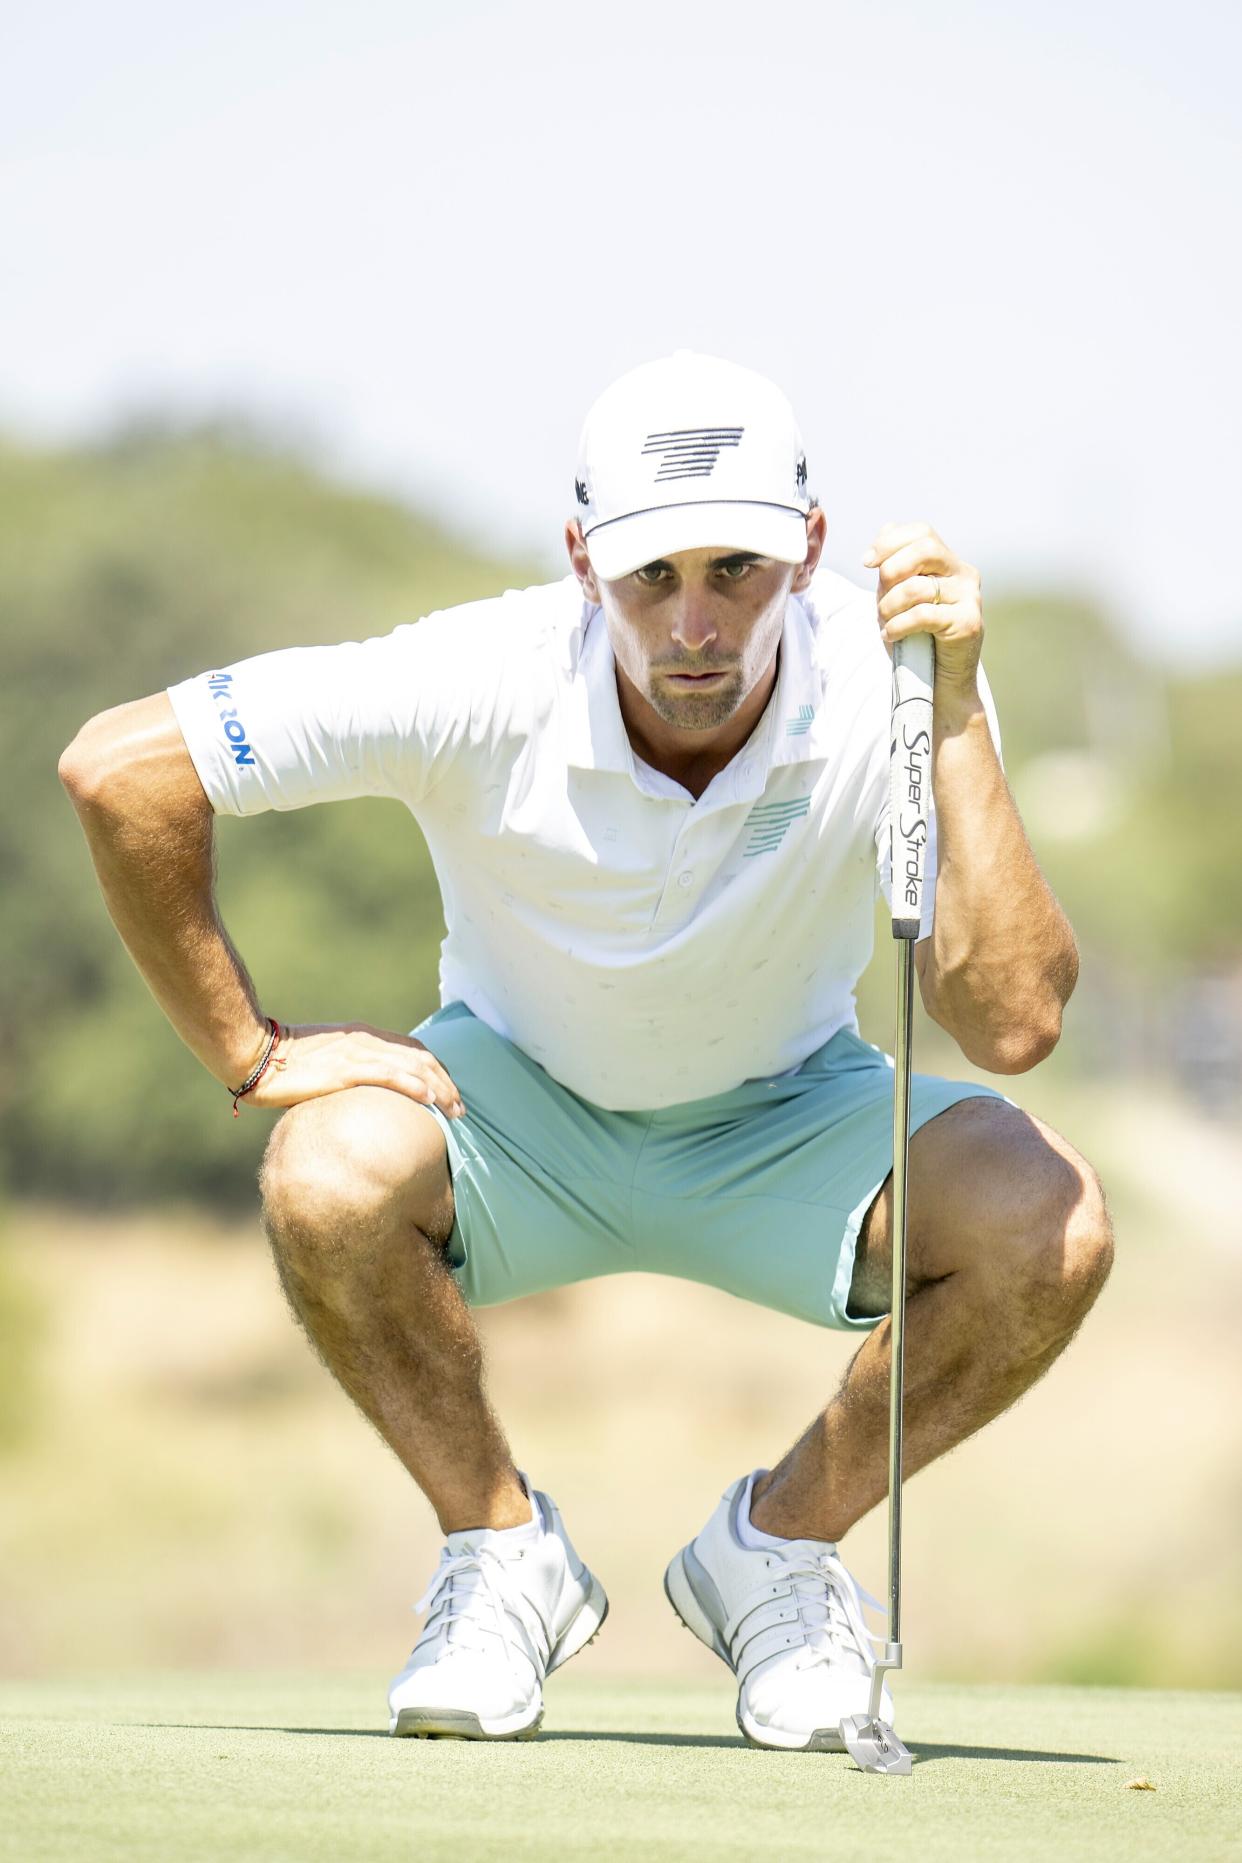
719, 560, 754, 579
635, 564, 671, 586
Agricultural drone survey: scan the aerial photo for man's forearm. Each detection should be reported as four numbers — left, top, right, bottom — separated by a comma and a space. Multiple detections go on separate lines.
923, 680, 1078, 1073
63, 770, 269, 1088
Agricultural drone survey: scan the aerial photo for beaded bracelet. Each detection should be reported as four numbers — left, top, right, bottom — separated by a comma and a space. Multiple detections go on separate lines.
231, 1017, 284, 1117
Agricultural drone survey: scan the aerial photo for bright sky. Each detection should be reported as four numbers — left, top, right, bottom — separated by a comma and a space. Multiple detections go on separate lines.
4, 0, 1239, 667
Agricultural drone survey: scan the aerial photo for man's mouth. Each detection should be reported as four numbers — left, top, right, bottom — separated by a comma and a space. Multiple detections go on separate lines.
663, 669, 732, 687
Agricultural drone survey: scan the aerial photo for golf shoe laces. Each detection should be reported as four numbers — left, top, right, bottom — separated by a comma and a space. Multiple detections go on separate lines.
414, 1545, 550, 1674
726, 1547, 885, 1684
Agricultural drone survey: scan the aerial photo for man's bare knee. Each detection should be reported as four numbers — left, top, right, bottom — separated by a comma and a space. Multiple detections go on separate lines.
259, 1087, 455, 1264
851, 1102, 1114, 1335
959, 1115, 1115, 1359
1022, 1127, 1114, 1330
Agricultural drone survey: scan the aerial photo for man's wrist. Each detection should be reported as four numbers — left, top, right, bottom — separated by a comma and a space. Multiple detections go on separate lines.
223, 1018, 276, 1089
933, 677, 985, 739
229, 1017, 286, 1115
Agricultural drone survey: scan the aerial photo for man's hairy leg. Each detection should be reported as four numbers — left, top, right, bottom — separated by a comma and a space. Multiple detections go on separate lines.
259, 1085, 529, 1534
750, 1098, 1115, 1544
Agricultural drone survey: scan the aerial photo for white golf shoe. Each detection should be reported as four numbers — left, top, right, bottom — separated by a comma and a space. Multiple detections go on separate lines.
664, 1470, 893, 1751
388, 1478, 608, 1740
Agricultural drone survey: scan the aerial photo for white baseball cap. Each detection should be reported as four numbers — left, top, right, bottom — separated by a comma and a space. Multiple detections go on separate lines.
573, 351, 813, 581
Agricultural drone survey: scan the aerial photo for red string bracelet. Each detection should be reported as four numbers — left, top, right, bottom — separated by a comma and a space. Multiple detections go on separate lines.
231, 1017, 284, 1116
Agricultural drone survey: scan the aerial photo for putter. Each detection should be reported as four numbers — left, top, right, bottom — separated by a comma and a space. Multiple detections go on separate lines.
840, 631, 935, 1778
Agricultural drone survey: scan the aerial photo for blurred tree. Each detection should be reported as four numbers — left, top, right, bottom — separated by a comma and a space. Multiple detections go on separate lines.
4, 427, 538, 1207
0, 1201, 44, 1451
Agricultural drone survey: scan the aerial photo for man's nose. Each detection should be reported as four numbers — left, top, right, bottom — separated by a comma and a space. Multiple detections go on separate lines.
670, 593, 719, 654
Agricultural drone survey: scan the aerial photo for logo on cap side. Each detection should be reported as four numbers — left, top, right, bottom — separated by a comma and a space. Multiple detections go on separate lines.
574, 477, 590, 507
641, 427, 743, 483
796, 454, 807, 490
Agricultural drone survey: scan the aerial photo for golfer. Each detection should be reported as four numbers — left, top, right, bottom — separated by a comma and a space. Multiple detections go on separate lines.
60, 352, 1113, 1750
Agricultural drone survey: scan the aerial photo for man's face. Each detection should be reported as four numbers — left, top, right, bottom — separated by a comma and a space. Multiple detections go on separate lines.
600, 549, 792, 732
566, 510, 826, 737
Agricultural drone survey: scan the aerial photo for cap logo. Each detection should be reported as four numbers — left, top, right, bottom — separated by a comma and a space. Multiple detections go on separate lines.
796, 454, 807, 490
641, 427, 743, 483
574, 477, 590, 507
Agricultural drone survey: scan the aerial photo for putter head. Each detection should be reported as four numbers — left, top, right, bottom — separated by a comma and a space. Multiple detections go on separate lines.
840, 1712, 913, 1775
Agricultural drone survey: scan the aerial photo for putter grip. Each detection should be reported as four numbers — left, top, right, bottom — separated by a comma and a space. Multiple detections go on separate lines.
889, 634, 935, 941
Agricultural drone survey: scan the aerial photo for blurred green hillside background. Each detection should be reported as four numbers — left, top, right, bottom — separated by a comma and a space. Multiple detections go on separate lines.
7, 422, 1241, 1206
3, 425, 1241, 1694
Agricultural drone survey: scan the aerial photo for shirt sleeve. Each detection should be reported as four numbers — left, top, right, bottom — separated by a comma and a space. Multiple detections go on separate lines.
166, 598, 526, 818
875, 661, 1004, 939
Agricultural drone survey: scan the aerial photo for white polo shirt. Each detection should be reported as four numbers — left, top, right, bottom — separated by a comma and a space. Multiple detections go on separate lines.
167, 568, 1002, 1110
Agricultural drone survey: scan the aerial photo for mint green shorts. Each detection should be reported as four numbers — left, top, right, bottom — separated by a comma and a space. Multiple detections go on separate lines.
410, 1002, 1007, 1333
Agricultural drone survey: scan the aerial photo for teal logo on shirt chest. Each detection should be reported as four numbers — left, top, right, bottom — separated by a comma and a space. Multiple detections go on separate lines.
742, 796, 811, 857
786, 705, 815, 737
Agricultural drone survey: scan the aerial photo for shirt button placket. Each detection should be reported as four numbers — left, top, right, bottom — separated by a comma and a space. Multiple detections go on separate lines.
654, 812, 700, 926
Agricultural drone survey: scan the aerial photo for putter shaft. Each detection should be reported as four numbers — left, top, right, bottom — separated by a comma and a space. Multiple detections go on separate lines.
862, 932, 914, 1727
845, 631, 931, 1771
888, 931, 914, 1646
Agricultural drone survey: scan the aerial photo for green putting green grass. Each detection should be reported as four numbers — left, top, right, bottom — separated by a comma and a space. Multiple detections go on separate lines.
3, 1673, 1239, 1861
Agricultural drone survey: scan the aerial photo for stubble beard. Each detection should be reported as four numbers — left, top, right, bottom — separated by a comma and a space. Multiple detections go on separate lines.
645, 669, 747, 731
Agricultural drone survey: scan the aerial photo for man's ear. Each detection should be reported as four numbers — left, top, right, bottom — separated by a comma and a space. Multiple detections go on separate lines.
791, 507, 828, 594
565, 519, 602, 604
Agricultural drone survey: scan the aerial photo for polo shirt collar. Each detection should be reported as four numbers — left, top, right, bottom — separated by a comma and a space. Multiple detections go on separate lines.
564, 604, 633, 772
767, 593, 834, 767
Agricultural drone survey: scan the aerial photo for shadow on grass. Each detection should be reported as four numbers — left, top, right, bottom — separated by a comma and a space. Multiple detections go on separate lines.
142, 1724, 740, 1749
904, 1743, 1119, 1768
139, 1724, 1119, 1764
